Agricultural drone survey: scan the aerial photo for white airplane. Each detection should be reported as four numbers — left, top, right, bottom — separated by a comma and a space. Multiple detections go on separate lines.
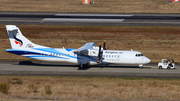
6, 25, 150, 68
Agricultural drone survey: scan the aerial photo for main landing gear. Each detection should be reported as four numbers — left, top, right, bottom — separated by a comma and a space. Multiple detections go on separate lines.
79, 63, 89, 68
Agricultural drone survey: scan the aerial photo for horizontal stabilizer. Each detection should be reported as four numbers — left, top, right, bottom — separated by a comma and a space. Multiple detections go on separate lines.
6, 25, 19, 31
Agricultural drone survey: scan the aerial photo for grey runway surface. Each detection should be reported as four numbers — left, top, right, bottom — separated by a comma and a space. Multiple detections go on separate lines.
0, 61, 180, 78
0, 12, 180, 26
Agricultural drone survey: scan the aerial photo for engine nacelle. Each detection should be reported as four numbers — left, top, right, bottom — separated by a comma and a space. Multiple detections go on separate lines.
88, 46, 103, 56
88, 49, 99, 56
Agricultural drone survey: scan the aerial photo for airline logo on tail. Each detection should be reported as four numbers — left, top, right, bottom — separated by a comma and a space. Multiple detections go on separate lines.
13, 34, 23, 46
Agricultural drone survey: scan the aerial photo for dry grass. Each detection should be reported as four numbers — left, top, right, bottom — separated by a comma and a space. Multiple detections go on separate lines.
0, 75, 180, 100
0, 25, 180, 63
0, 0, 179, 13
0, 83, 10, 94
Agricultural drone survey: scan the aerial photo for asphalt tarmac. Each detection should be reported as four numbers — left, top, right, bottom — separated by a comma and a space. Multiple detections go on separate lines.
0, 12, 180, 26
0, 61, 179, 78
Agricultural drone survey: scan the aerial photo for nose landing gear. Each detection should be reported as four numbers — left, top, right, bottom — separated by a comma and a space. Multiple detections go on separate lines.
139, 64, 143, 69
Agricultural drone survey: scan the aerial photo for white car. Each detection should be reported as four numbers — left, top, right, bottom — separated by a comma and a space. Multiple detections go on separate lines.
158, 59, 176, 69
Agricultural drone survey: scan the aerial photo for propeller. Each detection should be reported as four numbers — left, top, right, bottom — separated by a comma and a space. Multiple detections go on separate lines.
97, 40, 107, 63
97, 43, 101, 63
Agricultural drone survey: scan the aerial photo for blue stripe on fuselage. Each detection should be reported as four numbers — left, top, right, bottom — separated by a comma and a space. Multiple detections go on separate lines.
26, 55, 68, 59
33, 48, 61, 54
66, 48, 76, 52
6, 48, 98, 62
33, 48, 78, 59
6, 49, 40, 55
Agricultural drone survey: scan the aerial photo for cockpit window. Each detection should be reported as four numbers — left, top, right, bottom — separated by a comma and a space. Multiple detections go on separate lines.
135, 54, 143, 57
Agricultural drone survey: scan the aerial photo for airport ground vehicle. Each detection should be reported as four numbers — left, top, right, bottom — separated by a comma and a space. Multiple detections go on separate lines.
158, 59, 176, 69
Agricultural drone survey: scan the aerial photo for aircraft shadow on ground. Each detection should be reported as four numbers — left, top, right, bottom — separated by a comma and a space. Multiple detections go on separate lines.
92, 65, 140, 69
16, 61, 146, 70
18, 61, 91, 70
18, 61, 78, 67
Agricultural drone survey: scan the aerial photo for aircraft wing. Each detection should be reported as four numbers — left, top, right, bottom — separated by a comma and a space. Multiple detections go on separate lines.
73, 42, 95, 54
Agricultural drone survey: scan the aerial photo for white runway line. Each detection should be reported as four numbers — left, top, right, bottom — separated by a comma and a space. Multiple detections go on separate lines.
42, 18, 125, 22
55, 14, 133, 17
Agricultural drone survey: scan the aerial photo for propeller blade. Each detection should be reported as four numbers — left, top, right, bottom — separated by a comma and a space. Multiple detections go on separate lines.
98, 43, 101, 57
103, 40, 106, 50
97, 43, 101, 63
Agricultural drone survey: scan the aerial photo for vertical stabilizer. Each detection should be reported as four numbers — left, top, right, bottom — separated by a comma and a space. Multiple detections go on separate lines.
6, 25, 47, 49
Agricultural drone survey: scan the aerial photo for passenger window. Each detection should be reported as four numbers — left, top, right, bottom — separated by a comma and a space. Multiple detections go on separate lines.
115, 55, 116, 58
106, 55, 108, 58
112, 55, 113, 58
109, 55, 111, 58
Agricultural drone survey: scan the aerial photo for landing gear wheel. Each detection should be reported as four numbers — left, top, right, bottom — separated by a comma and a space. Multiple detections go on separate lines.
159, 66, 162, 69
167, 66, 170, 69
79, 63, 88, 69
79, 65, 83, 68
83, 64, 87, 68
139, 64, 143, 69
86, 63, 89, 68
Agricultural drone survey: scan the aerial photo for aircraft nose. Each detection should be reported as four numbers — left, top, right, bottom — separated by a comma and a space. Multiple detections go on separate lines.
146, 58, 151, 63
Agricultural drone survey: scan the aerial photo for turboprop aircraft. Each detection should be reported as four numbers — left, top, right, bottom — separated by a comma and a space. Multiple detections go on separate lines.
6, 25, 151, 68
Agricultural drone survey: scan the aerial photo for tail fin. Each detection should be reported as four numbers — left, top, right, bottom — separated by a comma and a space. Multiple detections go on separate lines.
6, 25, 47, 49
